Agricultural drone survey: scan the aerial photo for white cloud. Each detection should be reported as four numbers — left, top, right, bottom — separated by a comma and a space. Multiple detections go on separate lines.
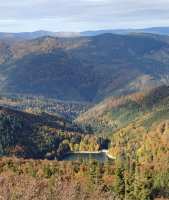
0, 0, 169, 32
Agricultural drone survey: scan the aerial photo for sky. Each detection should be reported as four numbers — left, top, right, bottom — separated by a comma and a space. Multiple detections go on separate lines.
1, 0, 169, 32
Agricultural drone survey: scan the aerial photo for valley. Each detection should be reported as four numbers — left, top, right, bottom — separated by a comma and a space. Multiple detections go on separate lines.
0, 32, 168, 200
0, 82, 168, 199
1, 0, 169, 198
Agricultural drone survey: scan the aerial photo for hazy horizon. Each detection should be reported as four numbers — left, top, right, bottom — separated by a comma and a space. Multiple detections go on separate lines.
1, 26, 169, 34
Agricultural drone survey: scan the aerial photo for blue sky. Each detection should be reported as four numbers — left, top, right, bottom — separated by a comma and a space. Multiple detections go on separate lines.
1, 0, 169, 32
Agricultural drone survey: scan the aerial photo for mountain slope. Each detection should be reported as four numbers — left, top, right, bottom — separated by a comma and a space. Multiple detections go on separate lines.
0, 106, 86, 159
0, 105, 110, 159
0, 34, 169, 101
76, 86, 169, 134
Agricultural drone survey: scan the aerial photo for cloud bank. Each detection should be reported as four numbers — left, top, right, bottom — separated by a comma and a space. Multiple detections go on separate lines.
0, 0, 169, 32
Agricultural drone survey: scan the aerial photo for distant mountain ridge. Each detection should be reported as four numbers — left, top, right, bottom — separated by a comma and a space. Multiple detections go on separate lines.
1, 26, 169, 41
0, 33, 169, 102
81, 27, 169, 36
0, 30, 80, 41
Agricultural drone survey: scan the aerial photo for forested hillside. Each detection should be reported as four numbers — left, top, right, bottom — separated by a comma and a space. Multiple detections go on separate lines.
0, 106, 110, 159
107, 120, 169, 200
0, 34, 169, 101
77, 85, 169, 134
0, 120, 168, 200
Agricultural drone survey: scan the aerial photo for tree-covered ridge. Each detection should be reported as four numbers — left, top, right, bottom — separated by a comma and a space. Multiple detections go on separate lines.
1, 34, 169, 101
0, 106, 109, 159
77, 85, 169, 134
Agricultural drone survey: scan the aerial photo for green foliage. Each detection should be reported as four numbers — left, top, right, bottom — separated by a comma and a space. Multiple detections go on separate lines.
109, 119, 169, 200
0, 114, 23, 156
0, 106, 109, 160
43, 164, 54, 178
114, 160, 125, 200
